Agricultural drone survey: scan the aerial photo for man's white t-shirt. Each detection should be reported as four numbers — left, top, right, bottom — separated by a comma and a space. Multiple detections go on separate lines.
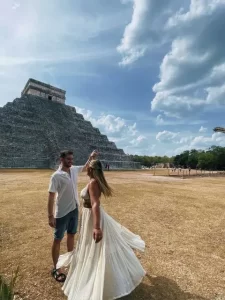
48, 165, 83, 218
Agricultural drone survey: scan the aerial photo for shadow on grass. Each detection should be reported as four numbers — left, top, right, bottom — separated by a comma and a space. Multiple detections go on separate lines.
120, 274, 209, 300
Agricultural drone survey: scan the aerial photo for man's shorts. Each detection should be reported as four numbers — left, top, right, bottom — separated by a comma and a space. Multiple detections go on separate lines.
54, 208, 79, 240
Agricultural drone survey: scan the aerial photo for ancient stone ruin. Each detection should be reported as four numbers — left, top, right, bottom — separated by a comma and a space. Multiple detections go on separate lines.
0, 78, 140, 169
21, 78, 66, 104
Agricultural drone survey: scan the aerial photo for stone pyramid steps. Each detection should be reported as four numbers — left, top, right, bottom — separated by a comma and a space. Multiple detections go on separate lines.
0, 94, 140, 169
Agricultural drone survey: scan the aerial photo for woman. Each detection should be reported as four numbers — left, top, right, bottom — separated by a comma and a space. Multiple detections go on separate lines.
57, 160, 146, 300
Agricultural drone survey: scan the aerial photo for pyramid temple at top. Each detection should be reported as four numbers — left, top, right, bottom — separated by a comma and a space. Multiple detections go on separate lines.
0, 78, 140, 169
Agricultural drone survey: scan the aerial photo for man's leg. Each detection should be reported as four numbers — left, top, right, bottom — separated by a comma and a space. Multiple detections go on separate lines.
51, 238, 66, 282
52, 215, 67, 269
67, 208, 79, 252
52, 239, 62, 269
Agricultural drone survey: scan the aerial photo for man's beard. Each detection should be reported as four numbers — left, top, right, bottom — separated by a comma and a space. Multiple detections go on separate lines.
64, 163, 72, 168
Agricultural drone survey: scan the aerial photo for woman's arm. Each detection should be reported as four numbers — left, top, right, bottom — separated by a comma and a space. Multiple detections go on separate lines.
89, 180, 102, 243
81, 150, 99, 172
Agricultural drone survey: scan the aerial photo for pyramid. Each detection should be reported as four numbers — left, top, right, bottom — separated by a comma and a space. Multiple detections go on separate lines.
0, 79, 140, 169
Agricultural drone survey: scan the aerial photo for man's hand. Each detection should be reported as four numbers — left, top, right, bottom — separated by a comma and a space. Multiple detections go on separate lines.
48, 215, 56, 228
93, 228, 103, 243
90, 150, 99, 160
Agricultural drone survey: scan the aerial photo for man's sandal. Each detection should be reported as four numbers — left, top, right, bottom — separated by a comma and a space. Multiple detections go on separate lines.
51, 268, 66, 283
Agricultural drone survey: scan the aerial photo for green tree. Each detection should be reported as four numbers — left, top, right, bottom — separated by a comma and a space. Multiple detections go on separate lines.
197, 151, 214, 170
130, 146, 225, 171
173, 151, 189, 168
188, 149, 199, 169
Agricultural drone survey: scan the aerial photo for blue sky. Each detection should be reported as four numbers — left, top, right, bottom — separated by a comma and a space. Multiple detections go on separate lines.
1, 0, 225, 156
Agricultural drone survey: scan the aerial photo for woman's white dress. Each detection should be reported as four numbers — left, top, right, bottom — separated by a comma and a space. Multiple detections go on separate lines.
57, 185, 146, 300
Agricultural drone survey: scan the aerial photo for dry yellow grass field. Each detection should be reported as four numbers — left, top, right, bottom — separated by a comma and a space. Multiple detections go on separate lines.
0, 169, 225, 300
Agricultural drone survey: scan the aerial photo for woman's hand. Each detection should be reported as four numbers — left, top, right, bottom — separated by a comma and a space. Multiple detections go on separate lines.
89, 150, 99, 160
93, 228, 103, 243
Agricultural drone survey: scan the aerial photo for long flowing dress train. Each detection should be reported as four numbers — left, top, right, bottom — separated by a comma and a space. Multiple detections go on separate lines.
57, 185, 146, 300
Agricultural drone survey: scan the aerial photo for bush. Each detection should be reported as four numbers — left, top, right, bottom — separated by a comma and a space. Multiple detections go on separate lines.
0, 267, 19, 300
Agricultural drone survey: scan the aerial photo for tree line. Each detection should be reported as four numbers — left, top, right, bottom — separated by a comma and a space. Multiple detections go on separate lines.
130, 146, 225, 170
173, 146, 225, 170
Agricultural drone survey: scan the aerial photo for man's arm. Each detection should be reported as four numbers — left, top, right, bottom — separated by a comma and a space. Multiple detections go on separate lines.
48, 192, 56, 228
47, 175, 58, 228
81, 150, 99, 172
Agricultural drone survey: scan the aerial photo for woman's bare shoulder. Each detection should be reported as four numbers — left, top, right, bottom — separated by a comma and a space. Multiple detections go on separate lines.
89, 178, 98, 185
89, 179, 101, 193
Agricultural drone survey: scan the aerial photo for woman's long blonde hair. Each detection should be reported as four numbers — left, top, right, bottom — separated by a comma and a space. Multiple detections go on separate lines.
89, 160, 113, 197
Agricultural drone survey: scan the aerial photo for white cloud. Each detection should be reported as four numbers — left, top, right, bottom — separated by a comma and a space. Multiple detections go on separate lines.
130, 135, 147, 146
119, 0, 225, 117
156, 130, 180, 143
160, 129, 225, 155
206, 83, 225, 105
75, 106, 153, 154
12, 2, 20, 10
156, 114, 164, 125
121, 0, 133, 4
179, 136, 193, 144
76, 107, 93, 120
152, 0, 225, 117
152, 93, 206, 118
75, 106, 130, 134
117, 0, 180, 65
173, 132, 225, 155
199, 126, 207, 133
127, 123, 138, 136
172, 145, 191, 155
155, 113, 207, 126
75, 106, 160, 155
190, 132, 225, 148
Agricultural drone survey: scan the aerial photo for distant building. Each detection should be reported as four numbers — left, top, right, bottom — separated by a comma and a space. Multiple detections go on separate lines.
155, 163, 172, 168
21, 78, 66, 104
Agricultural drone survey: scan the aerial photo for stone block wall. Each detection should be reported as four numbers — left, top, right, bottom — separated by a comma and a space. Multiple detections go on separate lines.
21, 78, 66, 104
0, 95, 140, 169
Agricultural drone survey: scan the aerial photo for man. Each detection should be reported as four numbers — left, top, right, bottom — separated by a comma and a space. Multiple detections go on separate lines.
48, 149, 98, 282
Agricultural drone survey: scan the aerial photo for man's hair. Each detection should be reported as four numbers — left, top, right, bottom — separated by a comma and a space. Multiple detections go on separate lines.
60, 150, 73, 158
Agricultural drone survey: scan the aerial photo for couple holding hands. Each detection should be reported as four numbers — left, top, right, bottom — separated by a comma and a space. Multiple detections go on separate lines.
48, 150, 145, 300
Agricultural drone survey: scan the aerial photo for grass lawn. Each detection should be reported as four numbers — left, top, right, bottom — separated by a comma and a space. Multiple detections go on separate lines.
0, 169, 225, 300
